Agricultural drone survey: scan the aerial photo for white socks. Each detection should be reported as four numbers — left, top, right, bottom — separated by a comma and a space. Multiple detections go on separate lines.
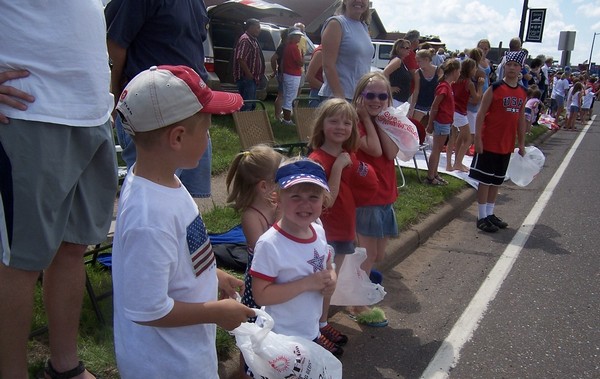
478, 203, 495, 219
486, 203, 495, 216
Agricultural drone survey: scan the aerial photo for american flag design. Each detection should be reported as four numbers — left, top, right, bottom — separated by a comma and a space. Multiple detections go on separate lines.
307, 249, 325, 273
186, 215, 215, 277
357, 161, 369, 177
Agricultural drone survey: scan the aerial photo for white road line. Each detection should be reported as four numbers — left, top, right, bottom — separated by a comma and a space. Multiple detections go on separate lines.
420, 116, 596, 379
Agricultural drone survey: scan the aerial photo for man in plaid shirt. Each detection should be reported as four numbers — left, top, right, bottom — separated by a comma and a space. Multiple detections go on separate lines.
233, 18, 265, 111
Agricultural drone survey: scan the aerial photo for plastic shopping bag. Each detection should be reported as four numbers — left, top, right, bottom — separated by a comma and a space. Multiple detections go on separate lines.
506, 146, 545, 187
330, 247, 387, 306
232, 309, 343, 379
375, 106, 419, 161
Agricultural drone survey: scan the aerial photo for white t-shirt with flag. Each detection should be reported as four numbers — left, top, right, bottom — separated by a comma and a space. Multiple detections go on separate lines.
112, 169, 218, 378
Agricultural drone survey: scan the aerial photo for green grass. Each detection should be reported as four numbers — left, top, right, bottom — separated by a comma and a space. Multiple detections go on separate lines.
210, 101, 300, 175
29, 100, 547, 378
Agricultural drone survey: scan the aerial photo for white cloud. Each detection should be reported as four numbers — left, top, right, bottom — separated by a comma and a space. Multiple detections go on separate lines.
372, 0, 595, 65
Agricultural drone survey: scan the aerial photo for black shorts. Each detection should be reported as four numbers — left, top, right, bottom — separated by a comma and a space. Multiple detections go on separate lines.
468, 150, 511, 186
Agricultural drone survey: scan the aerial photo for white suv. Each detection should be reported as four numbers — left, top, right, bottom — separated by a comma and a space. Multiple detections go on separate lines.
371, 40, 395, 70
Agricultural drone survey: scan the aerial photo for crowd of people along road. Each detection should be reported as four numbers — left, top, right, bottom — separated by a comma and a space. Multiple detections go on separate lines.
3, 1, 600, 378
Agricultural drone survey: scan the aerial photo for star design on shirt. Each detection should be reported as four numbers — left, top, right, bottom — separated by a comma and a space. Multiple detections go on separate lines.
307, 249, 325, 273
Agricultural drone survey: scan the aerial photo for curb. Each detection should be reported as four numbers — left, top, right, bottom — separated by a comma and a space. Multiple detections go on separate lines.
378, 186, 477, 273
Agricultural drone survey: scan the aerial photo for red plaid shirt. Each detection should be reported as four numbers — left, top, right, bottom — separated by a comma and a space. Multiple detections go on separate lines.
233, 32, 264, 82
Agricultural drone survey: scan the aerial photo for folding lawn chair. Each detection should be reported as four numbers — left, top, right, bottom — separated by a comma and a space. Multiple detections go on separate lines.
232, 100, 306, 156
292, 97, 320, 145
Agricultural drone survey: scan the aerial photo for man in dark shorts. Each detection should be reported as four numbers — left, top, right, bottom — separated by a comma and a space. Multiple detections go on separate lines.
0, 3, 117, 377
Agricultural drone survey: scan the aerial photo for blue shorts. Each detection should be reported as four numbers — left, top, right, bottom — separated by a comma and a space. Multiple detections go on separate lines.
555, 94, 565, 108
415, 104, 431, 113
433, 120, 451, 136
329, 241, 355, 255
356, 204, 399, 238
569, 105, 580, 114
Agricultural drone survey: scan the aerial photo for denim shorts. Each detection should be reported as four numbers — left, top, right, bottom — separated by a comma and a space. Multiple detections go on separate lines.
433, 120, 451, 136
328, 241, 355, 255
356, 204, 399, 238
415, 104, 431, 113
569, 105, 580, 114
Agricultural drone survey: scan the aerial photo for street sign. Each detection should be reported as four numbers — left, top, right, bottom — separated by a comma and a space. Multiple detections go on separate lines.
525, 9, 546, 43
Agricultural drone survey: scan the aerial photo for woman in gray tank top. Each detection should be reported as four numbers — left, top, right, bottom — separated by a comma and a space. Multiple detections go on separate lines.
319, 0, 374, 100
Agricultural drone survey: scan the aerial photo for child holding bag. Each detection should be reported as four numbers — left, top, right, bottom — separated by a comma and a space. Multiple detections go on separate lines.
308, 98, 378, 344
250, 159, 342, 356
348, 72, 399, 327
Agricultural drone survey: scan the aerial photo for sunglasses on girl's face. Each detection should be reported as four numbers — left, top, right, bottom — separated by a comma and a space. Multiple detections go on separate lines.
362, 92, 389, 101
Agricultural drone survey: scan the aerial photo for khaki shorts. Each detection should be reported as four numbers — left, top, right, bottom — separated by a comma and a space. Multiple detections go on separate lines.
0, 119, 117, 270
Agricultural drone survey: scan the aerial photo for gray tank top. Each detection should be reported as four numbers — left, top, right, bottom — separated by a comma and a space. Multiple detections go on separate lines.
319, 15, 374, 100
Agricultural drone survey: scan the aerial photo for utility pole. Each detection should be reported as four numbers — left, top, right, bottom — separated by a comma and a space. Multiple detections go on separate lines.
519, 0, 529, 42
589, 32, 600, 73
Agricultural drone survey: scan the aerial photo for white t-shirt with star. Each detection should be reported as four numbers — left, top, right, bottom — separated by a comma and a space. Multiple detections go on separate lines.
250, 222, 330, 341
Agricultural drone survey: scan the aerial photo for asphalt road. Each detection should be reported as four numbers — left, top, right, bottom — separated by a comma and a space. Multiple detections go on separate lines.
333, 110, 600, 378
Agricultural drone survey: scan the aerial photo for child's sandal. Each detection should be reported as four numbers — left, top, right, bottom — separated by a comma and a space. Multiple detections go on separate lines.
42, 359, 100, 379
434, 175, 449, 185
425, 176, 444, 186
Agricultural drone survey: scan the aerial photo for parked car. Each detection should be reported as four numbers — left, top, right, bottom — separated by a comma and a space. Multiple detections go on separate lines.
204, 0, 315, 98
371, 40, 395, 70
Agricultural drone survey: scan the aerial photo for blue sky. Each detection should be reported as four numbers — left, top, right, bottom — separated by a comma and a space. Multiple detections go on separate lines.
372, 0, 600, 67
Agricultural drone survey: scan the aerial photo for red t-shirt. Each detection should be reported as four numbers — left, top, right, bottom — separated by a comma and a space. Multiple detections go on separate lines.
405, 50, 418, 94
482, 81, 527, 154
309, 149, 378, 242
435, 81, 454, 124
451, 79, 470, 115
283, 42, 302, 76
356, 122, 398, 206
404, 50, 418, 71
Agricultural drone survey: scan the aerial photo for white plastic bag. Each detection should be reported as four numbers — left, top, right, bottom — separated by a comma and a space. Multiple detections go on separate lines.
375, 106, 419, 161
232, 309, 343, 379
506, 146, 545, 187
330, 247, 387, 306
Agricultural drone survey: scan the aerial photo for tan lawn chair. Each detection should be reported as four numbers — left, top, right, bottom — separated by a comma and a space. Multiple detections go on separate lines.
233, 100, 306, 156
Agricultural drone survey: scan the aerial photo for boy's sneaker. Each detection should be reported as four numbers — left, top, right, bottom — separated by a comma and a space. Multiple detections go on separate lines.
477, 217, 499, 233
487, 214, 508, 229
319, 324, 348, 345
314, 334, 344, 357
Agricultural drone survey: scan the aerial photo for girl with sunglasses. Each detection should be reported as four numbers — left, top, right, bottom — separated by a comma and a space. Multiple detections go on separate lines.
383, 39, 412, 107
426, 58, 461, 185
345, 72, 399, 327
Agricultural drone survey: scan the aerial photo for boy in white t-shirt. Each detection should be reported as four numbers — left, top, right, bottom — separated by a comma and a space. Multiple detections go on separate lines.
112, 65, 255, 378
250, 159, 342, 356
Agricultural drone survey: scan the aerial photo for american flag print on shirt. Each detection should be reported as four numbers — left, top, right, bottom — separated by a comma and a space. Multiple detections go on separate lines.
186, 215, 215, 277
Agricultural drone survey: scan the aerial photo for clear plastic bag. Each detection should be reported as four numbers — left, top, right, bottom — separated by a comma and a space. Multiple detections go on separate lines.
506, 146, 545, 187
330, 247, 387, 306
232, 309, 343, 379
